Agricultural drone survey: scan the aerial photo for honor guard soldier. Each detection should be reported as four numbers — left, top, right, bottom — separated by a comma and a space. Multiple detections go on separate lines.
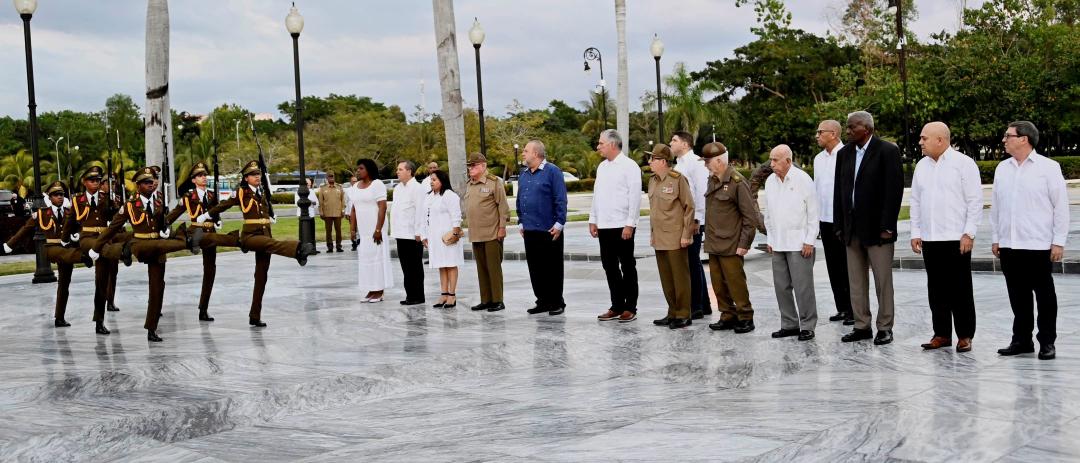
94, 166, 200, 342
165, 162, 240, 322
205, 160, 315, 328
644, 145, 696, 329
64, 166, 128, 334
463, 153, 511, 312
2, 181, 95, 329
700, 142, 760, 333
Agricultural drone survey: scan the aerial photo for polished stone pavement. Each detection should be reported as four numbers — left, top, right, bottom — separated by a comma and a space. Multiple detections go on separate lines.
0, 246, 1078, 462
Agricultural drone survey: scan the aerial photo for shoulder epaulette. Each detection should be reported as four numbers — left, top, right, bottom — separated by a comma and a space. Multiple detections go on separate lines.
669, 171, 681, 178
485, 172, 498, 181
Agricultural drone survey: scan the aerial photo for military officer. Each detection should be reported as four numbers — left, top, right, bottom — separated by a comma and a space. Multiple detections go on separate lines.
463, 153, 511, 312
63, 166, 128, 334
165, 162, 240, 322
700, 142, 760, 333
205, 161, 316, 328
644, 145, 696, 329
316, 172, 346, 252
94, 166, 199, 342
2, 181, 95, 329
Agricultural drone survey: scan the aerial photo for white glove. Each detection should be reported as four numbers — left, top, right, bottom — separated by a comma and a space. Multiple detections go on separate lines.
197, 213, 211, 222
270, 216, 277, 224
160, 228, 171, 239
215, 221, 223, 230
89, 249, 100, 261
70, 232, 80, 243
61, 241, 71, 247
2, 243, 11, 254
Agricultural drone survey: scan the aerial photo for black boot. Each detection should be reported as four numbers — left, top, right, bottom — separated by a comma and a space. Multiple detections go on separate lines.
95, 322, 110, 335
199, 309, 215, 322
297, 242, 315, 266
81, 252, 95, 268
120, 241, 133, 266
147, 330, 162, 342
250, 319, 267, 327
107, 302, 120, 312
54, 318, 71, 328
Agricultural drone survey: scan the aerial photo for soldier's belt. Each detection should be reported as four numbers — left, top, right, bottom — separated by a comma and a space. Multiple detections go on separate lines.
45, 238, 62, 244
81, 227, 107, 234
244, 219, 271, 225
134, 232, 160, 239
189, 221, 215, 228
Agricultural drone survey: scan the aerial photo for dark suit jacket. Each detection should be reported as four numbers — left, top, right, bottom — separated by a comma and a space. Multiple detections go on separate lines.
832, 136, 904, 246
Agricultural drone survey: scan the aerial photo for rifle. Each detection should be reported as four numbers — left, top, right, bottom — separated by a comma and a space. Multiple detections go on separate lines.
247, 114, 275, 219
116, 130, 127, 203
104, 113, 113, 215
159, 131, 172, 230
211, 116, 220, 205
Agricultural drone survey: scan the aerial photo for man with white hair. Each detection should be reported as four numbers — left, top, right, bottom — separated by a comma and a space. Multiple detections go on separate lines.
517, 139, 569, 316
910, 122, 982, 353
764, 144, 819, 341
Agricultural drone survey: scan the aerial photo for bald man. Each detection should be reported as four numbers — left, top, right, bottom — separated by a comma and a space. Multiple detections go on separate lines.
911, 122, 982, 352
813, 119, 853, 325
764, 145, 819, 340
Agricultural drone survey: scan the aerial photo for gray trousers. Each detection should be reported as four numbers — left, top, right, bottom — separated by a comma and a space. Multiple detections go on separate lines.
771, 250, 818, 330
846, 237, 895, 331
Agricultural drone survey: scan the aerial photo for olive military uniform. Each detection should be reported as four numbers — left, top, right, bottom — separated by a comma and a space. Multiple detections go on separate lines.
701, 145, 759, 326
648, 146, 697, 323
316, 182, 345, 251
463, 153, 510, 309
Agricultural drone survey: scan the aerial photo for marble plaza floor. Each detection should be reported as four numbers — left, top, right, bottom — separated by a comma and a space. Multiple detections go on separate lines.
0, 247, 1078, 462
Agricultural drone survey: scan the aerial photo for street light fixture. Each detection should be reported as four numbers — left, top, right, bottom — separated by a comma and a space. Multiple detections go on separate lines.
651, 34, 665, 145
583, 47, 607, 132
15, 0, 55, 283
286, 2, 315, 252
888, 0, 910, 160
48, 136, 63, 180
469, 18, 487, 157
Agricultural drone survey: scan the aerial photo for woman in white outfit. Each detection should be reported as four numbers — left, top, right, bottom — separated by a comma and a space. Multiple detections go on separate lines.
421, 170, 464, 308
352, 159, 393, 302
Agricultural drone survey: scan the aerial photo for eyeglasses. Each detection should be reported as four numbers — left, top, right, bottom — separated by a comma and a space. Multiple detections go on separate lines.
1002, 134, 1022, 139
816, 130, 835, 135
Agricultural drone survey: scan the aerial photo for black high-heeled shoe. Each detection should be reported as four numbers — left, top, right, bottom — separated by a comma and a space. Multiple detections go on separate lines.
443, 293, 457, 309
433, 292, 449, 308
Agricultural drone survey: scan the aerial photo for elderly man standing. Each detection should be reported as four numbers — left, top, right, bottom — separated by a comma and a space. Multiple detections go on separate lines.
764, 145, 819, 341
993, 121, 1068, 360
317, 172, 345, 252
814, 119, 853, 325
700, 143, 758, 333
833, 111, 903, 346
518, 139, 569, 315
910, 122, 982, 352
646, 144, 696, 329
391, 160, 428, 305
670, 130, 712, 320
464, 153, 511, 312
591, 129, 643, 322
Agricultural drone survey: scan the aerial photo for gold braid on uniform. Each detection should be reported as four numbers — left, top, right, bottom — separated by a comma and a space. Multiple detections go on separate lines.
185, 196, 203, 219
126, 202, 147, 226
72, 199, 89, 221
38, 211, 55, 231
238, 188, 256, 214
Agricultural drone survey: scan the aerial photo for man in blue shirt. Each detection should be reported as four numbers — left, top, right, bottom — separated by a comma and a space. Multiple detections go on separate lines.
516, 139, 569, 315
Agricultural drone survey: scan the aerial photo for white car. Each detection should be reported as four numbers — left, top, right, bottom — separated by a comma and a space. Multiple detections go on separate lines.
563, 172, 580, 183
381, 179, 400, 190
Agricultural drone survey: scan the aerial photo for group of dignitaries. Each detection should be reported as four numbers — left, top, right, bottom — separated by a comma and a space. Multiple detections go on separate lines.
2, 161, 316, 342
2, 111, 1067, 360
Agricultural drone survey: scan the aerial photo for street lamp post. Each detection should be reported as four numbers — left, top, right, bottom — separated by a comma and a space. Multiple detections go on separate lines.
16, 0, 55, 283
583, 47, 607, 132
889, 0, 910, 160
469, 18, 487, 157
650, 34, 665, 145
48, 136, 63, 180
286, 3, 315, 251
234, 119, 241, 151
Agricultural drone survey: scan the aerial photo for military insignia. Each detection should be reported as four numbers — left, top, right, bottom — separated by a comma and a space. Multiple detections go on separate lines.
723, 185, 730, 191
662, 186, 674, 194
77, 195, 86, 204
670, 171, 681, 178
481, 187, 491, 194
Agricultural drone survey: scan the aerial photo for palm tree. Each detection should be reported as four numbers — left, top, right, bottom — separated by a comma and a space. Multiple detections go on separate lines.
661, 62, 716, 140
615, 0, 630, 142
579, 90, 615, 138
1, 149, 53, 197
431, 0, 467, 193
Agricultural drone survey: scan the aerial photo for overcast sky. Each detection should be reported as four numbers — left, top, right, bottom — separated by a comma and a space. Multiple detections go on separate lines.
0, 0, 980, 120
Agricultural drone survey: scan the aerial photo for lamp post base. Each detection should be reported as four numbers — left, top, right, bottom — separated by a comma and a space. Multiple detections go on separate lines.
299, 214, 316, 250
31, 234, 56, 284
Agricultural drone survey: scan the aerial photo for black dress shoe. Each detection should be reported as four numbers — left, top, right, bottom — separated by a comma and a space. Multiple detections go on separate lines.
828, 313, 846, 322
998, 342, 1035, 356
336, 246, 344, 252
471, 302, 491, 311
842, 318, 856, 326
400, 299, 425, 306
841, 329, 873, 342
798, 330, 815, 341
199, 311, 215, 322
709, 320, 736, 331
54, 319, 70, 328
669, 318, 692, 329
653, 316, 673, 326
147, 331, 162, 342
526, 306, 549, 314
296, 243, 315, 266
120, 241, 133, 266
486, 302, 506, 312
1039, 344, 1056, 360
771, 328, 800, 338
95, 323, 110, 335
107, 303, 120, 312
691, 311, 704, 320
548, 306, 565, 316
81, 253, 95, 268
249, 319, 267, 327
874, 330, 894, 345
734, 320, 755, 334
701, 308, 713, 315
351, 239, 359, 251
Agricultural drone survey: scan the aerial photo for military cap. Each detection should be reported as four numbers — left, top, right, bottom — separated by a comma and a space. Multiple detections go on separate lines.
81, 165, 104, 180
643, 143, 674, 162
189, 162, 210, 178
241, 160, 262, 177
133, 166, 159, 183
45, 181, 68, 196
699, 142, 728, 160
466, 153, 487, 165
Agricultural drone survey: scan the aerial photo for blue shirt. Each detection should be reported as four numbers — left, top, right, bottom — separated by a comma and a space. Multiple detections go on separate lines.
853, 141, 869, 203
516, 160, 568, 231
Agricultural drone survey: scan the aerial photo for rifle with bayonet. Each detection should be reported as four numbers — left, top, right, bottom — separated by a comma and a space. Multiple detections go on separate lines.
247, 114, 275, 219
159, 131, 172, 231
211, 117, 220, 206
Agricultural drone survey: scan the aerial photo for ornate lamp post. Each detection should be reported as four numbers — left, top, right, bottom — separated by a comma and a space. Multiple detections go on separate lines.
15, 0, 55, 283
469, 18, 487, 156
583, 47, 607, 132
286, 3, 315, 249
888, 0, 910, 160
650, 34, 665, 145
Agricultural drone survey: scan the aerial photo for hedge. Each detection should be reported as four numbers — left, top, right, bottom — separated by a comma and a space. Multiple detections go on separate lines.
977, 156, 1080, 184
